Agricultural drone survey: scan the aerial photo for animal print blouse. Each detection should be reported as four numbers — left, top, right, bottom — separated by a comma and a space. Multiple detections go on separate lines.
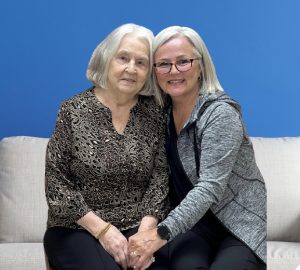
45, 87, 169, 231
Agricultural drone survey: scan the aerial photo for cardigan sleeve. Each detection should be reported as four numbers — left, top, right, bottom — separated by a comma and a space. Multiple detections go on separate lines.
45, 101, 91, 225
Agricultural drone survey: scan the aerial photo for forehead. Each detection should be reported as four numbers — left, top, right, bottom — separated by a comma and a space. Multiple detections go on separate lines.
117, 34, 149, 57
155, 36, 194, 59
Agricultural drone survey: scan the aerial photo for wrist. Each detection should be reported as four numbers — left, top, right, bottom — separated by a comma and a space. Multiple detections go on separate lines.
156, 224, 171, 241
139, 216, 158, 231
95, 223, 112, 239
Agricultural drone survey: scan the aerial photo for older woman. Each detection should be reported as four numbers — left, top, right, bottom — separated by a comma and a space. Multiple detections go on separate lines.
43, 23, 169, 270
128, 26, 267, 270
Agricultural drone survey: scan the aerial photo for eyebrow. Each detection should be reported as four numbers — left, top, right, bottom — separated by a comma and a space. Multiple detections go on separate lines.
156, 55, 192, 61
117, 50, 149, 61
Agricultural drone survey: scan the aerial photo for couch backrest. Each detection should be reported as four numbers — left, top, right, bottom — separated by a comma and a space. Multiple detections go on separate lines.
0, 136, 49, 243
251, 137, 300, 242
1, 136, 300, 243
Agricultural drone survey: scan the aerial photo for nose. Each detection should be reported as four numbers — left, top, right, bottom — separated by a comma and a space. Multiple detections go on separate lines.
170, 63, 180, 74
126, 60, 136, 73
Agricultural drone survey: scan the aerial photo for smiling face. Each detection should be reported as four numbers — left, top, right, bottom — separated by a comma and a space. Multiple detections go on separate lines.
154, 35, 201, 99
106, 34, 150, 97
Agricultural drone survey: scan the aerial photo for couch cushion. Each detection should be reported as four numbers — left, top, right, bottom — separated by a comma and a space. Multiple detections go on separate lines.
251, 137, 300, 242
267, 241, 300, 270
0, 136, 49, 243
0, 242, 47, 270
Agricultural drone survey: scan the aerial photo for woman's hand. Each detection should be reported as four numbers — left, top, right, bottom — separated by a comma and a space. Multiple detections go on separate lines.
98, 225, 129, 270
138, 215, 158, 232
128, 228, 167, 270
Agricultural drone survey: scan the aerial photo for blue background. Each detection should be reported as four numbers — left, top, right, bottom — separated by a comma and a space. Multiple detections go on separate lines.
1, 0, 299, 139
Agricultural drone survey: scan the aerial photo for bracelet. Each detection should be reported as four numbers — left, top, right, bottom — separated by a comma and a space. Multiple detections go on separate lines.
96, 223, 112, 239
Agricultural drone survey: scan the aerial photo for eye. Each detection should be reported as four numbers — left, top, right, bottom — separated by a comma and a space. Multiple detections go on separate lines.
116, 54, 129, 63
176, 59, 191, 66
136, 59, 148, 67
156, 62, 171, 68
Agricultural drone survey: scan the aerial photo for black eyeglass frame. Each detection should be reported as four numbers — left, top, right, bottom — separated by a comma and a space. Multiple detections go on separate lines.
153, 58, 200, 74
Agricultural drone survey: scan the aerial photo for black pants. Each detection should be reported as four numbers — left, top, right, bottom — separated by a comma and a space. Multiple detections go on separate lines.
43, 226, 168, 270
168, 230, 266, 270
44, 226, 266, 270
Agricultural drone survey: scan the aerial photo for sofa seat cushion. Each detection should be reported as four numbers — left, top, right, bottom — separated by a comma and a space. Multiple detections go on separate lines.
0, 136, 49, 243
267, 241, 300, 270
0, 242, 46, 270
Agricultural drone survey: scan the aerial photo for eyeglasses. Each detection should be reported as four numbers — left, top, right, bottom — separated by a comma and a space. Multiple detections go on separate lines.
153, 58, 200, 74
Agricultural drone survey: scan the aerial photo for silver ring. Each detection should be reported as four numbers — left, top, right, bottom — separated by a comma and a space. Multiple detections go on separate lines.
151, 256, 155, 263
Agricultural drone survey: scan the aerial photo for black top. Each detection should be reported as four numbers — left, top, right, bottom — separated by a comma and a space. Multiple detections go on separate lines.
166, 111, 227, 239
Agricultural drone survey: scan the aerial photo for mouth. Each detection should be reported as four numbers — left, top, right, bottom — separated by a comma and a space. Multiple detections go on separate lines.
121, 78, 136, 83
167, 79, 185, 84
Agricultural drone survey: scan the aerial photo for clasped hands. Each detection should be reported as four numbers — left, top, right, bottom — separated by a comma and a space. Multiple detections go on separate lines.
99, 226, 166, 269
128, 228, 165, 270
98, 215, 166, 270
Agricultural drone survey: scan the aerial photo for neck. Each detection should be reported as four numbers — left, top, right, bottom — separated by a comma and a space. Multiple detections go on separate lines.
94, 87, 138, 110
172, 90, 199, 113
171, 90, 199, 134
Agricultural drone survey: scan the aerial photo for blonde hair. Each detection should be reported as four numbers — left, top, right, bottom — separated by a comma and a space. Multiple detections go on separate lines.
153, 26, 224, 105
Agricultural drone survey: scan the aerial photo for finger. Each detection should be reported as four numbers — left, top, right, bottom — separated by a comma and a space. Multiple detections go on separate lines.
128, 249, 140, 266
123, 241, 129, 263
140, 256, 154, 270
118, 251, 128, 270
135, 255, 154, 270
129, 255, 140, 268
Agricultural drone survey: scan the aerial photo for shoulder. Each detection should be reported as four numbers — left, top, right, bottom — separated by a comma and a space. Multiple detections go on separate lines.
204, 100, 241, 122
198, 100, 243, 137
59, 87, 94, 111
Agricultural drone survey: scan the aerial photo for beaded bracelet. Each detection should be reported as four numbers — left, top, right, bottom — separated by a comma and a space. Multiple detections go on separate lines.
96, 223, 112, 239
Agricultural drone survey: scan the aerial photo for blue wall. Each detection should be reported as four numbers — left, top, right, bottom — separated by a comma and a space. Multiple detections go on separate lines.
1, 0, 300, 139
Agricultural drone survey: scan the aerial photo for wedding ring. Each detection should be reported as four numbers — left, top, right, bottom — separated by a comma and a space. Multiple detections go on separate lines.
130, 250, 139, 257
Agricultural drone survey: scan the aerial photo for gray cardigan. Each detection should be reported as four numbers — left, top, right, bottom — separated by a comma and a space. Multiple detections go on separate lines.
159, 92, 267, 263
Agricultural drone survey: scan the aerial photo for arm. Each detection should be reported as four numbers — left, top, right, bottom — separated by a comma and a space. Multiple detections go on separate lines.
46, 102, 129, 269
45, 101, 91, 223
160, 103, 244, 238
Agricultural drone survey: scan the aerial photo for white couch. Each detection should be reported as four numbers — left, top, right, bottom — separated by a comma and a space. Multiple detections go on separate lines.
0, 136, 300, 270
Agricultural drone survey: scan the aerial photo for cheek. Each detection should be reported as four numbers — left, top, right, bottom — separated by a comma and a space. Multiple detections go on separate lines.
156, 74, 166, 85
139, 70, 149, 84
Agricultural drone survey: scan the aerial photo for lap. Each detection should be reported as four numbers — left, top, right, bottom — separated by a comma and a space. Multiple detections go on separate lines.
211, 235, 266, 270
44, 226, 121, 270
169, 230, 213, 269
169, 230, 265, 270
44, 226, 170, 270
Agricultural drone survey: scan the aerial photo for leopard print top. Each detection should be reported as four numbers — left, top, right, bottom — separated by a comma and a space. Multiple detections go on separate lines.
45, 87, 170, 230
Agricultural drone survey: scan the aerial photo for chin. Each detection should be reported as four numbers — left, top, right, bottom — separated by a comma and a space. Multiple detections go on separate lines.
167, 88, 185, 97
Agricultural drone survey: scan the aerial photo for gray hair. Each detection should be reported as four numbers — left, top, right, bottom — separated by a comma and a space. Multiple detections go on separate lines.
87, 23, 155, 97
153, 26, 224, 105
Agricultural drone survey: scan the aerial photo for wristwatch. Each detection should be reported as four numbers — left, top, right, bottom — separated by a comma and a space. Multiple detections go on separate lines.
157, 224, 171, 241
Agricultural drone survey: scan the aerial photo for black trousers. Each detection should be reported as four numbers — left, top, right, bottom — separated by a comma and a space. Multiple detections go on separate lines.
168, 229, 266, 270
43, 226, 169, 270
44, 226, 266, 270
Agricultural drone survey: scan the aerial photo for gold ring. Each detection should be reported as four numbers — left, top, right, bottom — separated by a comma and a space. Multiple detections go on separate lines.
130, 250, 139, 257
